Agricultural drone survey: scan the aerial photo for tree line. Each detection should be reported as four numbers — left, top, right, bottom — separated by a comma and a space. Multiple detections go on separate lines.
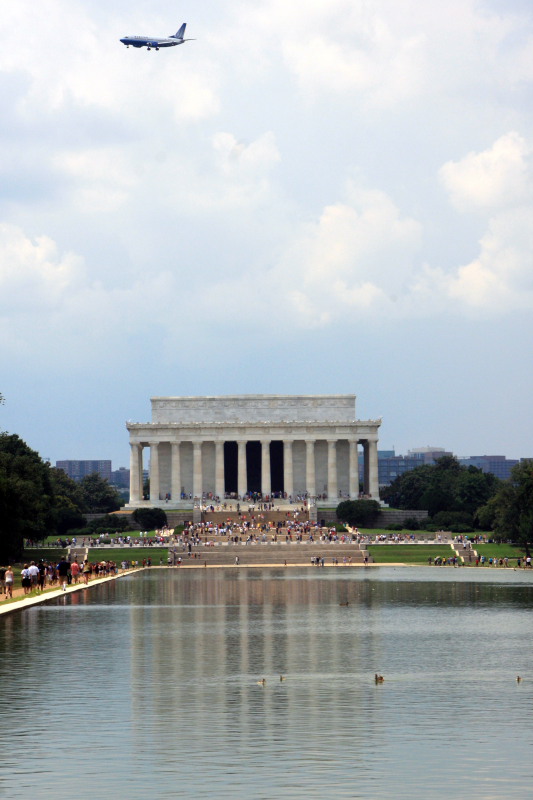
0, 432, 123, 561
338, 455, 533, 554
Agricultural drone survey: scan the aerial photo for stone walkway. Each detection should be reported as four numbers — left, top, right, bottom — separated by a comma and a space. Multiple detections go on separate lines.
0, 568, 142, 616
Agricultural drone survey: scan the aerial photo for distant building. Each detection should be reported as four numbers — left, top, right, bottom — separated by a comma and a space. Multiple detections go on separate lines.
406, 447, 454, 463
357, 447, 452, 488
458, 455, 519, 481
56, 460, 112, 482
375, 447, 526, 487
111, 467, 130, 488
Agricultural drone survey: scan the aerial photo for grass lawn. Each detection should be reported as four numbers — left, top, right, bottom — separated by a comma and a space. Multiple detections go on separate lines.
88, 547, 169, 565
473, 543, 525, 562
21, 549, 67, 564
368, 545, 454, 564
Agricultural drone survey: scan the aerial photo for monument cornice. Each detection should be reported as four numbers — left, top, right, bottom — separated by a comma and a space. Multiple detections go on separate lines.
126, 419, 381, 430
126, 419, 381, 445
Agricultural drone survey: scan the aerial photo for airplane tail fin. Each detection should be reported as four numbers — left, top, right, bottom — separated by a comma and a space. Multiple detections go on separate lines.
173, 23, 186, 39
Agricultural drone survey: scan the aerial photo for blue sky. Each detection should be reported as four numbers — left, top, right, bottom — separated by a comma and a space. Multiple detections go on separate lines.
1, 0, 532, 467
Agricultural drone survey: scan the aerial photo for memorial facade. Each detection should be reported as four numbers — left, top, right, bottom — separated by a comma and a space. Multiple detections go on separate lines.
126, 394, 381, 507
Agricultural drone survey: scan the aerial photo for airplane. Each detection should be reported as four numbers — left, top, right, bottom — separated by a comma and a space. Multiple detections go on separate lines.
120, 22, 194, 50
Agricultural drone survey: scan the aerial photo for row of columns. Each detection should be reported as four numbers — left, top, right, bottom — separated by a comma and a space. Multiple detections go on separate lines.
129, 438, 379, 504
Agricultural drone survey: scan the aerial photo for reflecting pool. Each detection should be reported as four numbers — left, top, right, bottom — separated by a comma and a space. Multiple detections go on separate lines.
1, 567, 533, 799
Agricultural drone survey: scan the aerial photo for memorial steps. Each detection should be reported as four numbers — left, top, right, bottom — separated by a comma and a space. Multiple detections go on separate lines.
200, 509, 312, 525
174, 541, 368, 566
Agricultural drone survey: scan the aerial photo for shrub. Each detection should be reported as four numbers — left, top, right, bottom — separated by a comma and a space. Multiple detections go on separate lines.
132, 507, 168, 530
336, 500, 380, 527
386, 523, 404, 531
87, 514, 131, 533
449, 523, 475, 533
403, 517, 420, 530
431, 511, 474, 528
68, 527, 92, 537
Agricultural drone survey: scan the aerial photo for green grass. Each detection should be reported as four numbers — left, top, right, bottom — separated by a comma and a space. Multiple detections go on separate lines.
473, 544, 525, 561
368, 545, 455, 564
21, 549, 67, 563
88, 547, 168, 565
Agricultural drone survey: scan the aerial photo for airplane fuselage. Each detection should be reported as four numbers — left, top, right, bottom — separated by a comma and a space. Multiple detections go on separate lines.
120, 35, 185, 49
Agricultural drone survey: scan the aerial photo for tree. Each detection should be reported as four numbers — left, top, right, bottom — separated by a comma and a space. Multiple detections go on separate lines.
492, 460, 533, 555
79, 473, 123, 513
474, 497, 498, 531
49, 466, 88, 535
381, 465, 434, 509
132, 507, 168, 530
381, 456, 499, 526
336, 499, 380, 527
87, 513, 131, 533
0, 433, 55, 560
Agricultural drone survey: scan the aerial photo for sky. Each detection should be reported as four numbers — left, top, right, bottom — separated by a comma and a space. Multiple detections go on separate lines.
1, 0, 533, 468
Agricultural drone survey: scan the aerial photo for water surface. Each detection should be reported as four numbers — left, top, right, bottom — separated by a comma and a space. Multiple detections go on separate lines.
1, 567, 532, 799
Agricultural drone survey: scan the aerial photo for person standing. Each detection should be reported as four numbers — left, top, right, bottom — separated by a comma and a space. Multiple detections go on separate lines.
28, 561, 39, 591
57, 557, 70, 591
5, 567, 14, 599
38, 561, 46, 592
82, 559, 91, 584
0, 565, 6, 595
70, 560, 80, 584
21, 564, 31, 595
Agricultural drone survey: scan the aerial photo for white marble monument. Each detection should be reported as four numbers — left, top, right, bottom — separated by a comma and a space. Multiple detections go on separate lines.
126, 394, 381, 507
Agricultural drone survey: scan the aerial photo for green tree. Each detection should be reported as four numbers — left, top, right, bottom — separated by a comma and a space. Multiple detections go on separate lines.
381, 456, 499, 525
0, 433, 55, 560
79, 473, 123, 513
474, 497, 498, 531
132, 507, 168, 530
336, 499, 380, 527
47, 467, 88, 536
492, 460, 533, 555
88, 513, 131, 533
381, 465, 434, 509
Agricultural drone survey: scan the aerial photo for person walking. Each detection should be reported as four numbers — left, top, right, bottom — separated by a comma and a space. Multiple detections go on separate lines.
5, 567, 14, 599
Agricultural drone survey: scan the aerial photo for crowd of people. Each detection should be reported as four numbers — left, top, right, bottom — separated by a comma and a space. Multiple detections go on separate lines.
0, 557, 132, 600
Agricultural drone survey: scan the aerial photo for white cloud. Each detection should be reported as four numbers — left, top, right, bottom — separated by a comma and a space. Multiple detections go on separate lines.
440, 132, 532, 212
446, 207, 533, 308
269, 186, 422, 321
432, 133, 533, 310
0, 223, 84, 313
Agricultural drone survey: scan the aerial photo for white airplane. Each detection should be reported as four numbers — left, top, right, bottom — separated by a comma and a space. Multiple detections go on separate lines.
120, 22, 194, 50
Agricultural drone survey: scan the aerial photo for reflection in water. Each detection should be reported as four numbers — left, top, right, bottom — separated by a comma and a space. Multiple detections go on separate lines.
1, 568, 533, 799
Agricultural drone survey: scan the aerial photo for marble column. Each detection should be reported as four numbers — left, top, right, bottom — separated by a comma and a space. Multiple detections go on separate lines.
237, 440, 247, 498
362, 441, 370, 496
306, 440, 316, 497
139, 445, 145, 500
171, 442, 181, 501
283, 440, 293, 497
215, 441, 225, 499
149, 441, 160, 503
261, 440, 271, 497
327, 439, 338, 500
129, 443, 142, 503
368, 439, 380, 499
193, 442, 203, 499
349, 439, 359, 499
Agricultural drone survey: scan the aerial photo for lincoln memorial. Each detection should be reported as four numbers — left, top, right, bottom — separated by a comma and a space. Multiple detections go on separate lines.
126, 394, 381, 507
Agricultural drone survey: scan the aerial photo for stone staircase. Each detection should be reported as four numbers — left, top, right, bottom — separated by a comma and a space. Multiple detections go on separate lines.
201, 508, 313, 525
68, 546, 89, 564
170, 540, 367, 567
